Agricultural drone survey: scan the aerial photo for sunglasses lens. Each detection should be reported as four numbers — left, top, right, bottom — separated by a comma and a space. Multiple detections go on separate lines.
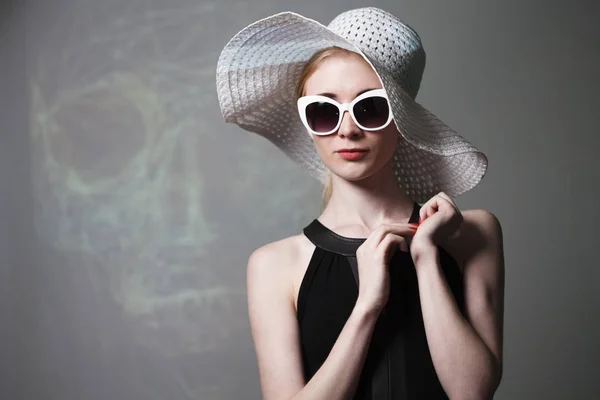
353, 96, 390, 129
306, 102, 340, 133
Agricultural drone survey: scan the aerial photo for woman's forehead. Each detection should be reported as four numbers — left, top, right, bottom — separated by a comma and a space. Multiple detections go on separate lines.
303, 55, 382, 98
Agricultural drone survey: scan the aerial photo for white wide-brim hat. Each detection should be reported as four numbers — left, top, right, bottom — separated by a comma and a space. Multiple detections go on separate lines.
216, 7, 488, 203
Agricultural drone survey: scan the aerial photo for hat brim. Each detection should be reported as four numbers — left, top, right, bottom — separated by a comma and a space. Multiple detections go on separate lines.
216, 11, 487, 202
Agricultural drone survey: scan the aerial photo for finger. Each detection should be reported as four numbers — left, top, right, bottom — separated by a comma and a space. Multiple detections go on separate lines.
379, 233, 409, 258
399, 237, 409, 253
437, 191, 453, 204
426, 203, 438, 218
381, 232, 410, 253
420, 194, 454, 222
429, 193, 461, 222
369, 223, 417, 247
436, 192, 459, 212
419, 199, 439, 222
419, 198, 434, 223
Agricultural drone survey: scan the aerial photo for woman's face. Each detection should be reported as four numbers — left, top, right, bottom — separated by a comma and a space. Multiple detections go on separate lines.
302, 54, 399, 182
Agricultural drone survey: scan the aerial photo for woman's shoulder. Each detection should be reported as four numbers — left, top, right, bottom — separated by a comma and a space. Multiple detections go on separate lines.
461, 209, 503, 243
247, 233, 316, 285
461, 209, 501, 231
445, 208, 503, 265
249, 233, 313, 265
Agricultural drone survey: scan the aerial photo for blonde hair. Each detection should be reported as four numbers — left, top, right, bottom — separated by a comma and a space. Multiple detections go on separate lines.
296, 46, 360, 211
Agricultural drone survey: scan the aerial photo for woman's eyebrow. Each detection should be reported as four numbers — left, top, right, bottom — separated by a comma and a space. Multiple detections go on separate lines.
356, 88, 379, 96
315, 88, 379, 100
315, 92, 337, 99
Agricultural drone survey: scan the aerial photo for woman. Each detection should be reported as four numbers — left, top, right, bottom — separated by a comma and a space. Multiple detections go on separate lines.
217, 7, 504, 400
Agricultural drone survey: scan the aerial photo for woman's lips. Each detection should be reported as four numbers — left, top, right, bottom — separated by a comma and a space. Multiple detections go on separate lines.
337, 149, 368, 160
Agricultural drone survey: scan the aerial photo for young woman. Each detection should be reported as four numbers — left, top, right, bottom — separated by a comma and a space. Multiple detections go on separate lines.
217, 7, 504, 400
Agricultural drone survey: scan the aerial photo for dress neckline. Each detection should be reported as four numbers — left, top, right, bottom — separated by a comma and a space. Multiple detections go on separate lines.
303, 202, 421, 256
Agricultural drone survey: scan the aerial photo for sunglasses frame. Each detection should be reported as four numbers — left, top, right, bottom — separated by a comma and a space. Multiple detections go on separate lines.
297, 88, 393, 136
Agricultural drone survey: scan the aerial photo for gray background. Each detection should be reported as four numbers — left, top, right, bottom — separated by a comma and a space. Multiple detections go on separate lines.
1, 0, 599, 399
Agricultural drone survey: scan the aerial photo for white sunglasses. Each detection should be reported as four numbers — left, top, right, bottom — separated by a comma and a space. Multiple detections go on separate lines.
297, 88, 393, 136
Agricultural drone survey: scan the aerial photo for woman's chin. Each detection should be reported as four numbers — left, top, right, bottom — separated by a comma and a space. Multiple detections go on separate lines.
329, 165, 377, 182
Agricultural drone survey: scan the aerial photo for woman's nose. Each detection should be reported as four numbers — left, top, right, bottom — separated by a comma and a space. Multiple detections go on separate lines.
337, 111, 363, 138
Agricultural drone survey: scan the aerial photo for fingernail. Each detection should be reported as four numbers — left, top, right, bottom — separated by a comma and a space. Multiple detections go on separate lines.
418, 216, 423, 224
409, 223, 418, 230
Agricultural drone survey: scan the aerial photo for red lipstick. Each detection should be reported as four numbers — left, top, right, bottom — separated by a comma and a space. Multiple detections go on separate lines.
337, 148, 368, 161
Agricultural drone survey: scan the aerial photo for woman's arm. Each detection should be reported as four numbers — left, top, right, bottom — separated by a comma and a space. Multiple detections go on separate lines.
412, 209, 505, 400
247, 240, 379, 400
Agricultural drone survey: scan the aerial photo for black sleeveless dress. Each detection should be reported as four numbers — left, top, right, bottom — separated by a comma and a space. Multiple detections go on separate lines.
297, 202, 465, 399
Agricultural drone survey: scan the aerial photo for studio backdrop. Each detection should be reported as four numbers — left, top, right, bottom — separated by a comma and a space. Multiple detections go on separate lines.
1, 0, 598, 399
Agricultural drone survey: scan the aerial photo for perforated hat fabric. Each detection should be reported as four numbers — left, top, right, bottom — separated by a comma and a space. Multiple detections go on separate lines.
216, 7, 488, 203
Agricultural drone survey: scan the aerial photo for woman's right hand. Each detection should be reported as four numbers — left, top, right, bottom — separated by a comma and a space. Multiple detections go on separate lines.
354, 223, 418, 314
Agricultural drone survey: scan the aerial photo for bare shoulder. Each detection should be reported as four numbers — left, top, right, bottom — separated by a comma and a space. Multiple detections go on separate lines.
247, 233, 316, 307
462, 209, 503, 255
247, 233, 314, 276
445, 209, 504, 267
249, 233, 312, 263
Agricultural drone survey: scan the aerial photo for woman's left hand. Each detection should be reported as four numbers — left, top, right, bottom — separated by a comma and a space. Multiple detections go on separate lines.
410, 192, 463, 258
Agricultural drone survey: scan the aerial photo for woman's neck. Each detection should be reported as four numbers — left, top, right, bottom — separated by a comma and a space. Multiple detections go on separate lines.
319, 167, 416, 234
